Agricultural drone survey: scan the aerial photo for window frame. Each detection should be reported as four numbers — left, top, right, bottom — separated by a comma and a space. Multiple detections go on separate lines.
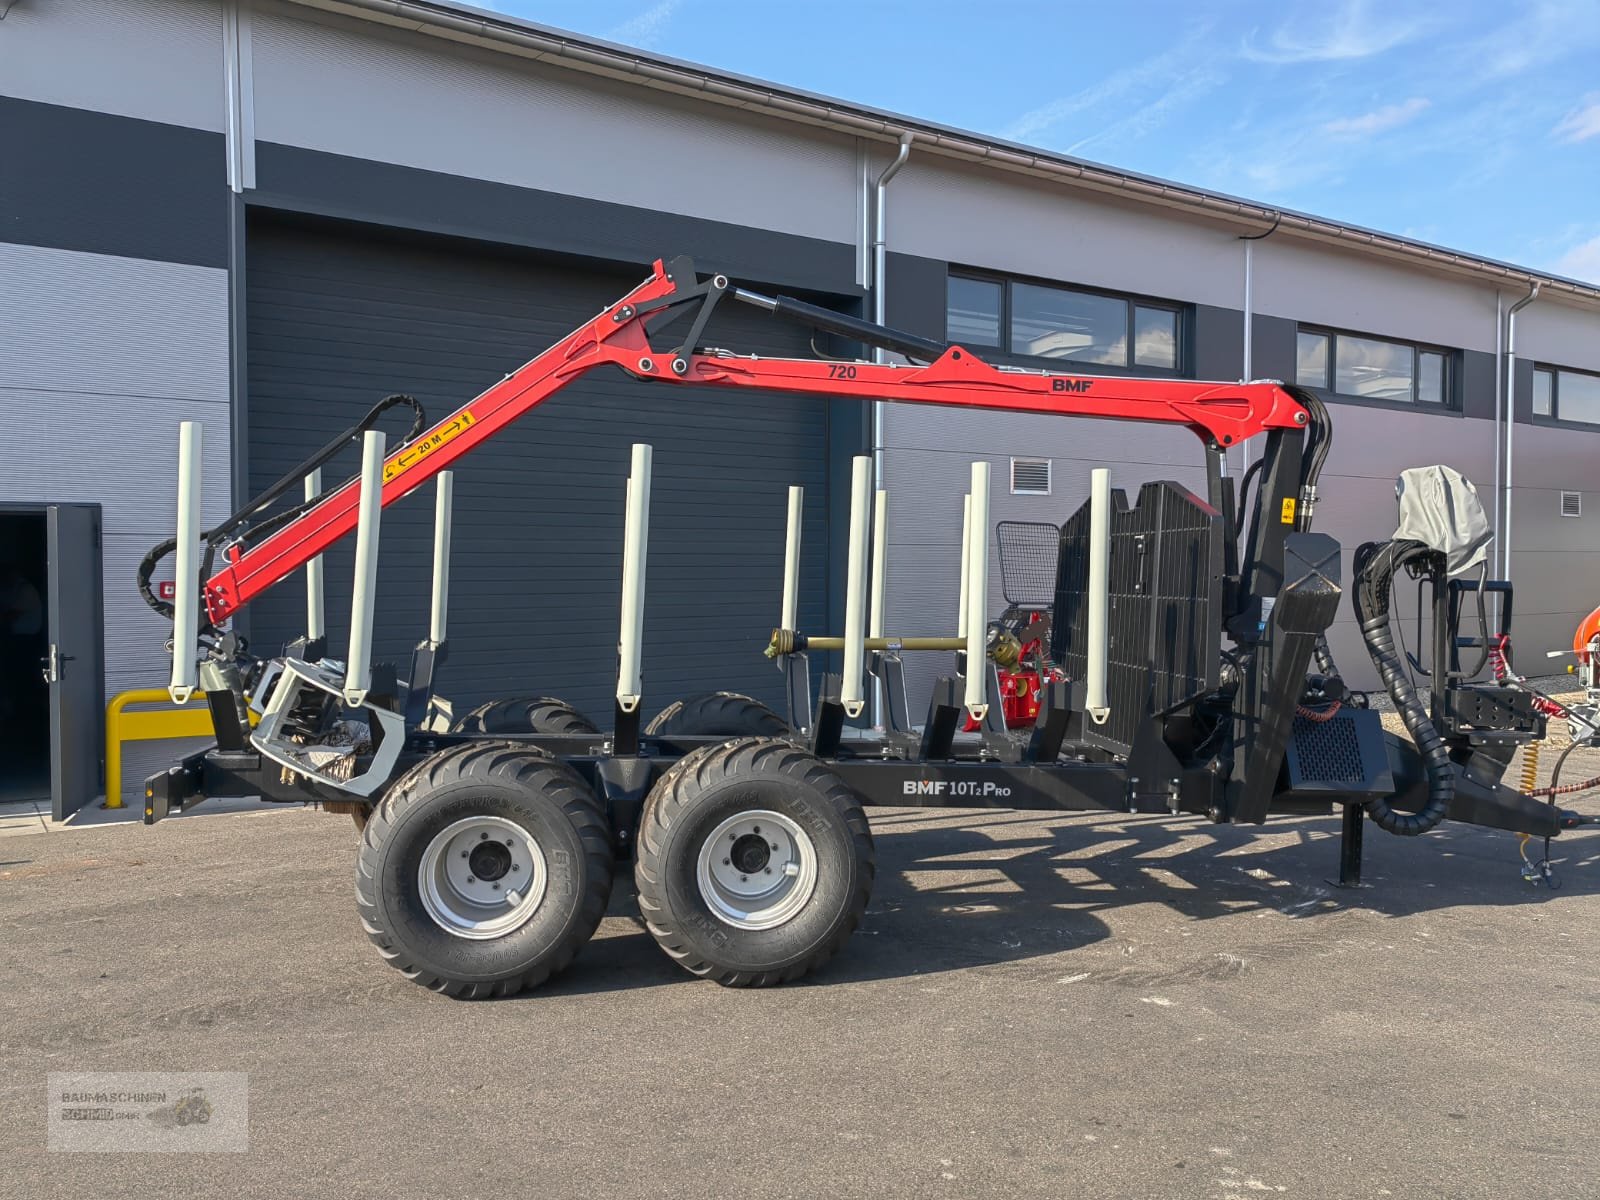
1292, 324, 1457, 409
1531, 363, 1600, 427
946, 269, 1188, 377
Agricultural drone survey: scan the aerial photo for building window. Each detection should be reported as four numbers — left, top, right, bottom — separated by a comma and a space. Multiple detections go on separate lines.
1293, 327, 1453, 406
1533, 365, 1600, 425
947, 273, 1184, 373
1010, 457, 1051, 495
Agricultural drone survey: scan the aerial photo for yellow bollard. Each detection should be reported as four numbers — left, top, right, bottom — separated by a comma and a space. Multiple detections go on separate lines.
104, 689, 256, 809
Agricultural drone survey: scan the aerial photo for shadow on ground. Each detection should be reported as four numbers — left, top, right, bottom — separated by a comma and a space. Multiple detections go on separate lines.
536, 804, 1600, 998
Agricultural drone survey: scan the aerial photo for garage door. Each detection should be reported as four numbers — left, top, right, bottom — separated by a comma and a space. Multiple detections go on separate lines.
245, 217, 832, 721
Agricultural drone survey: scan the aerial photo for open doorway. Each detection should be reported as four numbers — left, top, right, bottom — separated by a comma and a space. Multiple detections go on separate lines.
0, 511, 50, 803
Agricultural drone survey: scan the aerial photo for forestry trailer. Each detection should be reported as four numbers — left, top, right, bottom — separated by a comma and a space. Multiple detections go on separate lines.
138, 256, 1600, 997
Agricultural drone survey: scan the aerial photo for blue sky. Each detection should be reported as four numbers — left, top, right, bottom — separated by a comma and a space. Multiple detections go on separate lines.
482, 0, 1600, 282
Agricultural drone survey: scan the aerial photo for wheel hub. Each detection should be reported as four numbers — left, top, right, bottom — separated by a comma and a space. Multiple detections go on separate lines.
696, 810, 818, 931
418, 815, 547, 939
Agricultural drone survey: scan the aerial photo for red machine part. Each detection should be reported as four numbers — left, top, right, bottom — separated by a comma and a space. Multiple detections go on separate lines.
1575, 604, 1600, 666
202, 259, 1311, 625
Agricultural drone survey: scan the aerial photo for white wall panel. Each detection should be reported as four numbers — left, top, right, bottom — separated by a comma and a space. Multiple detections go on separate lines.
892, 158, 1245, 307
1252, 237, 1499, 352
0, 246, 231, 705
1517, 299, 1600, 372
0, 244, 231, 401
249, 3, 858, 246
0, 0, 224, 131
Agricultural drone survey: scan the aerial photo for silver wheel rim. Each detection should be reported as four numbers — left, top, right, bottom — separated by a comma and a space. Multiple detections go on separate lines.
695, 809, 818, 931
418, 815, 547, 940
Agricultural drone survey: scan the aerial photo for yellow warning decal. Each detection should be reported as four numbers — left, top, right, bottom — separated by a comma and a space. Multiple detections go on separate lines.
383, 410, 477, 484
1280, 497, 1297, 524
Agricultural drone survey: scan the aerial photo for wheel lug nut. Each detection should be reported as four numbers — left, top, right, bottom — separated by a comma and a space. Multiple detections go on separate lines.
479, 832, 488, 841
740, 875, 748, 882
512, 863, 521, 872
753, 826, 761, 834
771, 843, 779, 851
723, 857, 731, 865
461, 851, 469, 858
506, 838, 514, 846
765, 868, 773, 874
492, 883, 500, 890
467, 876, 475, 884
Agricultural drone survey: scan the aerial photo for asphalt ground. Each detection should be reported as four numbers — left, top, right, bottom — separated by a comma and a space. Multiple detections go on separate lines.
3, 778, 1599, 1200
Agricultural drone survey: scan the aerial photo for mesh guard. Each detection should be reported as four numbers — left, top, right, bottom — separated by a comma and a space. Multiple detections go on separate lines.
1052, 481, 1222, 755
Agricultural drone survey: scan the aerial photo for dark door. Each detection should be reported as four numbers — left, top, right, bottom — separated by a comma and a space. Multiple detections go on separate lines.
46, 505, 104, 821
246, 217, 834, 720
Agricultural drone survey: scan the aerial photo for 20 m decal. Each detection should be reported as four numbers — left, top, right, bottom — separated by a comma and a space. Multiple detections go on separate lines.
383, 410, 477, 484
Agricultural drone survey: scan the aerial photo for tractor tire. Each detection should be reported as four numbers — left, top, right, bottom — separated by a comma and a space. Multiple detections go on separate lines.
644, 691, 788, 739
355, 742, 612, 998
634, 737, 873, 987
452, 696, 599, 736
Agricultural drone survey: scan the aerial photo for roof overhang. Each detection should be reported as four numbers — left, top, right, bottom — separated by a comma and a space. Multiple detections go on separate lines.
284, 0, 1600, 311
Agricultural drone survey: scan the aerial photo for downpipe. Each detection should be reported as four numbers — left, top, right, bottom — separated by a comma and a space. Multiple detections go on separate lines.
1501, 283, 1539, 582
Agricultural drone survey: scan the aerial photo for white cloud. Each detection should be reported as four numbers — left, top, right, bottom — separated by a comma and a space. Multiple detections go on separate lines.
1322, 97, 1430, 139
606, 0, 681, 49
1553, 235, 1600, 284
1003, 28, 1216, 147
1468, 0, 1600, 78
1242, 0, 1427, 64
1553, 93, 1600, 143
1066, 67, 1228, 157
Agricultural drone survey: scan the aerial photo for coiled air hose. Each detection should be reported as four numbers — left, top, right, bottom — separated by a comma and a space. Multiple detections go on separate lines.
1353, 539, 1454, 835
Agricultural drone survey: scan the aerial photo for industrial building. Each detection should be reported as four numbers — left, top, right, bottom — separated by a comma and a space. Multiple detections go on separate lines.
2, 0, 1597, 818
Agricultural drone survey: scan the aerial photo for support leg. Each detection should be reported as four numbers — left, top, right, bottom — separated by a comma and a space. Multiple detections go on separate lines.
1333, 803, 1367, 889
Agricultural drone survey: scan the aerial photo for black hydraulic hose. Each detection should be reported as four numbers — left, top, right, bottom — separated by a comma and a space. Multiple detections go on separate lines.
1355, 539, 1453, 835
137, 394, 426, 622
1236, 455, 1263, 545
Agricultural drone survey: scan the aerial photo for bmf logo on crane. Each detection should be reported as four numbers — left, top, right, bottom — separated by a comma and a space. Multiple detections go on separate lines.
903, 780, 1012, 798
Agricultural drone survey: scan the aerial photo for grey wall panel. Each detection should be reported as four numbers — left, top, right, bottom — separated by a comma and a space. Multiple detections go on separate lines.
1503, 425, 1600, 658
245, 218, 833, 720
0, 244, 232, 399
1459, 350, 1497, 421
893, 158, 1247, 308
1192, 305, 1244, 381
0, 245, 231, 711
1510, 358, 1535, 423
884, 405, 1213, 470
250, 143, 855, 295
885, 252, 950, 340
0, 98, 227, 269
0, 0, 224, 132
1517, 299, 1600, 373
1250, 314, 1298, 382
249, 2, 858, 247
1505, 424, 1600, 493
1252, 236, 1499, 353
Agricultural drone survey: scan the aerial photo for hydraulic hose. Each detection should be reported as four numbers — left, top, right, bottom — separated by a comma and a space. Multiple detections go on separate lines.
138, 394, 426, 622
1354, 539, 1453, 835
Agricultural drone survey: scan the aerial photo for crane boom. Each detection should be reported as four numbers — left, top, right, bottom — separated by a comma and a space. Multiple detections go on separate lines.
198, 256, 1311, 624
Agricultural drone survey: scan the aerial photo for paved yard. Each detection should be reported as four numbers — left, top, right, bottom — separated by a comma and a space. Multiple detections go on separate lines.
2, 790, 1598, 1200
